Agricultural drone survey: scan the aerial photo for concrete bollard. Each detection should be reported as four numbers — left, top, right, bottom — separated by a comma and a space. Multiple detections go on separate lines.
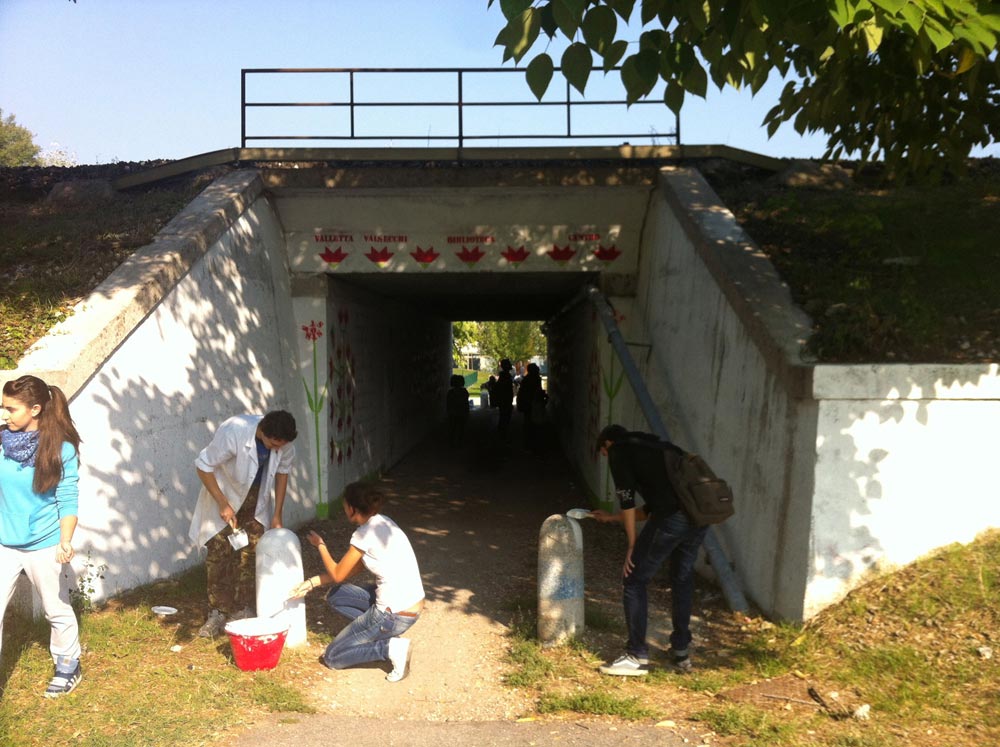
255, 528, 308, 648
537, 514, 585, 646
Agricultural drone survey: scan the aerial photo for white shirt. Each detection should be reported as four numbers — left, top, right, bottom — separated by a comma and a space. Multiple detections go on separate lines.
188, 414, 295, 546
351, 513, 424, 612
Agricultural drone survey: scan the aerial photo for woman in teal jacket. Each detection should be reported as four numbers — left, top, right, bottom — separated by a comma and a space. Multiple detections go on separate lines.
0, 375, 83, 697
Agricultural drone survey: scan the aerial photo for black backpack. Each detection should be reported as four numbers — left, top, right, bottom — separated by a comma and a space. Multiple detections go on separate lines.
637, 439, 735, 526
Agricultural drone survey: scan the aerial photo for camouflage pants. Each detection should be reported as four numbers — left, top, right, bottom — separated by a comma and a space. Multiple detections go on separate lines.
205, 483, 265, 614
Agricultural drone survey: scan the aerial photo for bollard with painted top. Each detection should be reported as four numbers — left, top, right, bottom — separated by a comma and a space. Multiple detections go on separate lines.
537, 514, 585, 646
255, 528, 307, 648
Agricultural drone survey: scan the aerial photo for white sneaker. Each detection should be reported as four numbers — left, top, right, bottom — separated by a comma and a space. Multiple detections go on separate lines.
386, 637, 412, 682
599, 653, 648, 676
198, 609, 227, 638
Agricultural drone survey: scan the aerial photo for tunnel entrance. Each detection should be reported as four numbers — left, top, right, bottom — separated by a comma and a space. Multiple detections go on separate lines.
268, 159, 660, 513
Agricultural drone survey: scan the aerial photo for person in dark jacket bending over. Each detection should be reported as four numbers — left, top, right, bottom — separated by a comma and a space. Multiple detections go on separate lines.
591, 424, 708, 675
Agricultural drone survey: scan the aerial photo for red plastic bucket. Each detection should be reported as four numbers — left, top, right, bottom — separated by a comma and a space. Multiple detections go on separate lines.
225, 617, 289, 671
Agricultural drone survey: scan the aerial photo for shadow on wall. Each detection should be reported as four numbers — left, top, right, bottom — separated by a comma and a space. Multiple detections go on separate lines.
806, 366, 1000, 617
65, 192, 310, 598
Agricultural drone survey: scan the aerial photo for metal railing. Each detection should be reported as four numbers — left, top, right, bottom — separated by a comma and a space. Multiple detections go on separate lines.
241, 67, 680, 150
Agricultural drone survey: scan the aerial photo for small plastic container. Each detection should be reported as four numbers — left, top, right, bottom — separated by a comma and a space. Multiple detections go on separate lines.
228, 528, 249, 550
225, 617, 289, 671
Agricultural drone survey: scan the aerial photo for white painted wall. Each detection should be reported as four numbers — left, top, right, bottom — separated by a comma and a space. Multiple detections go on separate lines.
11, 161, 998, 623
66, 193, 314, 599
564, 167, 1000, 621
807, 364, 1000, 617
323, 277, 452, 498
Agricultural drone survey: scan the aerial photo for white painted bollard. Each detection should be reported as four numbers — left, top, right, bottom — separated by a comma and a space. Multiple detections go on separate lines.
537, 514, 584, 646
256, 528, 307, 648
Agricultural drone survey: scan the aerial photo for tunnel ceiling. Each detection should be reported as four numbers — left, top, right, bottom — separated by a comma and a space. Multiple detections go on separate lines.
332, 271, 597, 321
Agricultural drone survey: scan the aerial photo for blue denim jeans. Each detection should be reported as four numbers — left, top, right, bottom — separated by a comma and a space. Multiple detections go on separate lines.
322, 583, 419, 670
623, 510, 708, 659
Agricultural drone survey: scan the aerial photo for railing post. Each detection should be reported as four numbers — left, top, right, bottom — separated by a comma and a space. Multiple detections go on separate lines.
240, 69, 247, 149
457, 70, 464, 153
349, 71, 356, 139
565, 78, 572, 137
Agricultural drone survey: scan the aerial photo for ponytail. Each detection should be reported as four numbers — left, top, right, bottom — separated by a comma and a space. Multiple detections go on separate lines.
2, 376, 81, 494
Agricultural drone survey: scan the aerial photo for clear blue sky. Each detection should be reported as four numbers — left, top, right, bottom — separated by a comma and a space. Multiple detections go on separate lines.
2, 1, 993, 165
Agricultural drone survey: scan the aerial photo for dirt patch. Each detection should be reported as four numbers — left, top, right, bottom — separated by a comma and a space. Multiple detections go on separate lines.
253, 410, 756, 728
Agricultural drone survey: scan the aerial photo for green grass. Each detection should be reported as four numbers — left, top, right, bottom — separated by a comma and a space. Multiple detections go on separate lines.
539, 691, 655, 719
690, 703, 798, 744
452, 367, 491, 395
711, 163, 1000, 362
0, 176, 207, 368
0, 566, 314, 747
498, 530, 1000, 745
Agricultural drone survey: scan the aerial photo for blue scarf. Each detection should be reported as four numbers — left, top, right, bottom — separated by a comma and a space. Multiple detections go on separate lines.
1, 429, 40, 467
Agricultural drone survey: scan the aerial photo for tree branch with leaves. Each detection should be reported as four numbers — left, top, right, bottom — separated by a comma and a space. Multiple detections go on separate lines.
491, 0, 1000, 181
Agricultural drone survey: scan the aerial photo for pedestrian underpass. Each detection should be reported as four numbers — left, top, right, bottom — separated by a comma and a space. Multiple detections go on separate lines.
12, 150, 1000, 624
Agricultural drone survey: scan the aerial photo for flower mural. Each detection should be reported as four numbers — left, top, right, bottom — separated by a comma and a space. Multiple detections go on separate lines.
548, 244, 577, 264
329, 307, 356, 485
409, 245, 440, 268
455, 245, 486, 266
319, 246, 350, 266
593, 244, 622, 263
501, 245, 530, 266
301, 320, 327, 515
364, 246, 394, 267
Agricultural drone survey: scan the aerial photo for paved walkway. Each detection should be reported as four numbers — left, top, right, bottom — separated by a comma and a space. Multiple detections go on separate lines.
222, 407, 703, 746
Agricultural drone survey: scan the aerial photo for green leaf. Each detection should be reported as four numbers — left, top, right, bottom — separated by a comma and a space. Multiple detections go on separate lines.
870, 0, 906, 13
861, 19, 884, 52
526, 53, 555, 99
682, 59, 708, 97
639, 28, 669, 51
684, 0, 708, 32
610, 0, 637, 22
510, 7, 543, 63
602, 39, 629, 71
953, 21, 999, 54
829, 0, 852, 27
500, 0, 533, 21
923, 17, 954, 52
582, 4, 618, 54
641, 0, 665, 26
664, 80, 685, 114
540, 3, 559, 38
621, 48, 659, 104
562, 42, 594, 93
553, 0, 584, 38
899, 3, 924, 32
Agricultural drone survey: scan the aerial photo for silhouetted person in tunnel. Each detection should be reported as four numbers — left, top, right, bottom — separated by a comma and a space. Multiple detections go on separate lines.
492, 359, 515, 441
516, 362, 547, 454
445, 374, 470, 447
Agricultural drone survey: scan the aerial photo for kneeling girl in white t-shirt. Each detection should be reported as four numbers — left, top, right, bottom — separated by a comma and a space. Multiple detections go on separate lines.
290, 481, 424, 681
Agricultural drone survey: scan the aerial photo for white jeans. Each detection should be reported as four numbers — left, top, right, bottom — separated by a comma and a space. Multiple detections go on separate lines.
0, 543, 81, 668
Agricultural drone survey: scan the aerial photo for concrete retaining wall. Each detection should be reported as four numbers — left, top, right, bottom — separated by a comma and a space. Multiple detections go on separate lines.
8, 171, 315, 599
570, 167, 1000, 620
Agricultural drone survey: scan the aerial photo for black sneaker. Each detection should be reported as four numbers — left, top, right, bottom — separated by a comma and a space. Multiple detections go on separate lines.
44, 663, 82, 698
668, 648, 693, 673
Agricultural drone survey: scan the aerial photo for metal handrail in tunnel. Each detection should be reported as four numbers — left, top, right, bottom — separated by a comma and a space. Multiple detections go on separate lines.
569, 286, 749, 613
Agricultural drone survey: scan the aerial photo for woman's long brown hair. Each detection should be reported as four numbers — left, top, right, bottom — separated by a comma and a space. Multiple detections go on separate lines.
2, 375, 81, 494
